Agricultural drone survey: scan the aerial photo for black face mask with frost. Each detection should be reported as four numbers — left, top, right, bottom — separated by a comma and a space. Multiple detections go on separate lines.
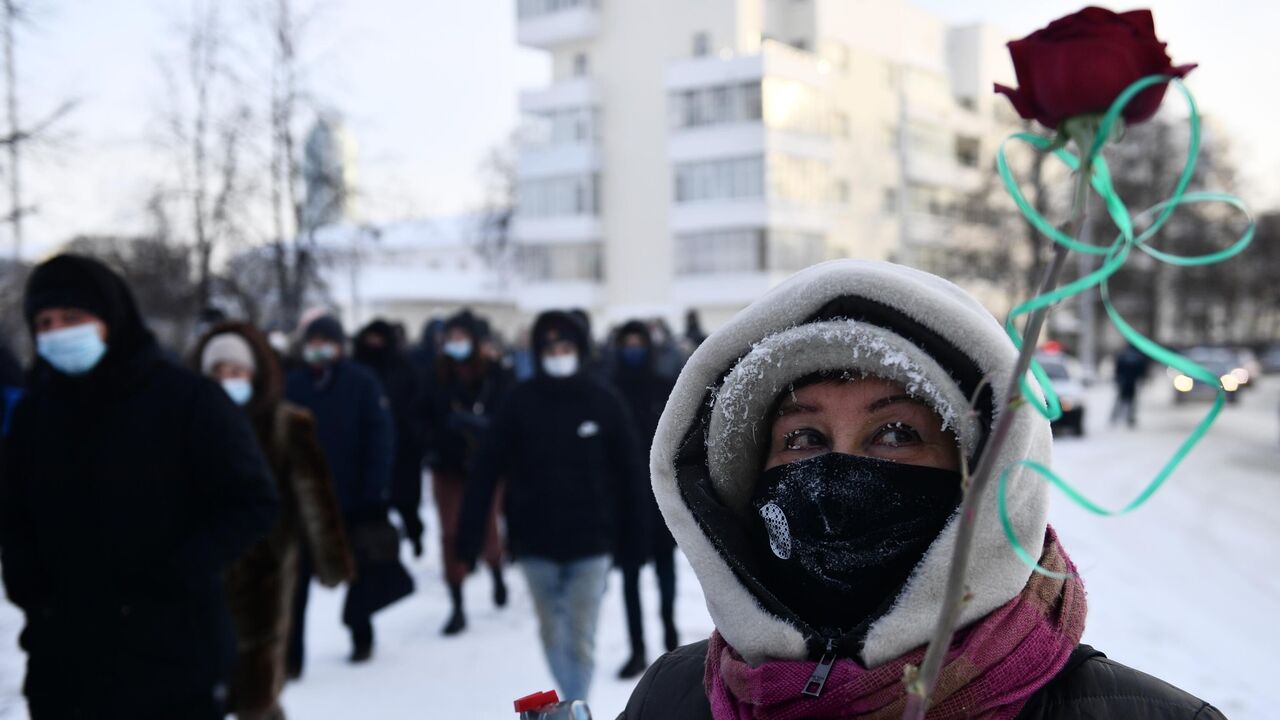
750, 452, 962, 637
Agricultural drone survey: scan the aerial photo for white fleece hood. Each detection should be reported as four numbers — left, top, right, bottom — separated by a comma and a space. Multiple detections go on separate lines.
651, 260, 1054, 667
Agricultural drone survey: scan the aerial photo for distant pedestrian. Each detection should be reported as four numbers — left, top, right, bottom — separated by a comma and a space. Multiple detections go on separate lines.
195, 323, 355, 720
1, 255, 279, 718
1112, 343, 1149, 427
355, 320, 428, 557
285, 315, 409, 671
458, 310, 647, 702
428, 310, 511, 635
609, 321, 680, 679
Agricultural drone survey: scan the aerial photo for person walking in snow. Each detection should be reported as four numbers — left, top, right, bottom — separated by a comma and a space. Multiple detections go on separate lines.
458, 310, 647, 703
354, 319, 428, 558
621, 260, 1224, 719
285, 315, 407, 672
427, 310, 511, 636
608, 320, 679, 680
195, 323, 355, 720
0, 255, 279, 719
1111, 342, 1149, 427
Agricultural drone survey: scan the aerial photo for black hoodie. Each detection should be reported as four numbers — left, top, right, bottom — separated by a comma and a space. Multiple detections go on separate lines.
457, 310, 649, 564
0, 255, 279, 716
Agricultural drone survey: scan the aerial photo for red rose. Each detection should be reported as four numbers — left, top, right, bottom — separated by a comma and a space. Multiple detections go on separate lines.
994, 7, 1195, 131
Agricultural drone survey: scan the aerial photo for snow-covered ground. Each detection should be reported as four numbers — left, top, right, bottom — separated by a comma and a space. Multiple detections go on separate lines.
2, 376, 1278, 718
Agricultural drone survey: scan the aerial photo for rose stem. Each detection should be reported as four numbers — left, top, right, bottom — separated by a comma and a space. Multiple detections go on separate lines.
901, 131, 1094, 720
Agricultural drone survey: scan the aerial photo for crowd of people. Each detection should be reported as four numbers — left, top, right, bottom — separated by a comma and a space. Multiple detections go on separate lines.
0, 253, 702, 719
0, 253, 1224, 719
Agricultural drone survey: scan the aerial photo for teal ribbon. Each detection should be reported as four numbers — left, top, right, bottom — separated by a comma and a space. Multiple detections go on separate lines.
993, 75, 1256, 577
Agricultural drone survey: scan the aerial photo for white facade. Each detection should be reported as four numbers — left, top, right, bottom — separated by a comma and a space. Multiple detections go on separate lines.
512, 0, 1019, 329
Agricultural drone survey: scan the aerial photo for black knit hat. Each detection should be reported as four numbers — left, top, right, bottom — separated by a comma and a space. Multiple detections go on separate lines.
443, 309, 484, 341
24, 256, 114, 326
531, 310, 589, 360
304, 315, 345, 344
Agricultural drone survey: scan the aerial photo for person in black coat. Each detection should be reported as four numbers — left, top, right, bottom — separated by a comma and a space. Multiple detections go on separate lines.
285, 315, 401, 670
428, 310, 511, 636
354, 319, 427, 557
458, 310, 647, 702
0, 254, 279, 719
1112, 342, 1150, 427
608, 321, 679, 680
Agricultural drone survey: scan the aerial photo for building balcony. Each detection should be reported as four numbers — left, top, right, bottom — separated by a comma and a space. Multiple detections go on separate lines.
669, 198, 832, 236
901, 211, 956, 247
519, 77, 599, 114
516, 0, 600, 49
673, 272, 791, 308
668, 122, 831, 164
509, 214, 602, 244
517, 143, 601, 179
665, 39, 831, 92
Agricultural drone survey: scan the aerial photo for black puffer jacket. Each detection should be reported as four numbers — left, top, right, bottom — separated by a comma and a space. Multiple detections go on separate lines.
0, 255, 279, 716
457, 310, 648, 565
619, 641, 1224, 719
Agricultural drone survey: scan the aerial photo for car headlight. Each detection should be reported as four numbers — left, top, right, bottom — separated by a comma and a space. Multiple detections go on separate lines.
1230, 368, 1249, 384
1220, 374, 1240, 392
1173, 375, 1194, 392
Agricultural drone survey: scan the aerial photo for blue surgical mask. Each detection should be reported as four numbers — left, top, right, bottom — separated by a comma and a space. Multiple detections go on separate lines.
620, 346, 649, 368
542, 353, 579, 378
443, 340, 473, 361
221, 378, 254, 406
303, 344, 339, 366
37, 324, 108, 376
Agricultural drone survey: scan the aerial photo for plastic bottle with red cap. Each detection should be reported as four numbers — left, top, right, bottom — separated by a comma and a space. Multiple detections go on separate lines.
514, 690, 593, 719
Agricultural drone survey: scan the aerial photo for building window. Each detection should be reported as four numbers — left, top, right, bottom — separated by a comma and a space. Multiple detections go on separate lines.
762, 77, 826, 134
675, 228, 828, 275
670, 81, 764, 129
954, 135, 981, 168
676, 229, 765, 275
883, 187, 898, 213
518, 242, 604, 282
831, 111, 850, 138
692, 32, 710, 58
834, 180, 851, 204
518, 174, 600, 217
572, 52, 589, 77
518, 0, 596, 20
767, 152, 830, 207
673, 157, 764, 203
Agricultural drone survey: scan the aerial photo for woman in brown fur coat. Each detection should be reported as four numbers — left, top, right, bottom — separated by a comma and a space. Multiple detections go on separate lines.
194, 323, 355, 720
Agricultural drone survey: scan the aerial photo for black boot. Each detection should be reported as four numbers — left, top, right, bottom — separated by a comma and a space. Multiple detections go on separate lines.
491, 565, 508, 608
617, 650, 648, 680
350, 621, 374, 663
442, 583, 467, 636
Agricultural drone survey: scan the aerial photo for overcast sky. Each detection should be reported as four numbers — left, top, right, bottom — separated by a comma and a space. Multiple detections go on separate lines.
10, 0, 1277, 259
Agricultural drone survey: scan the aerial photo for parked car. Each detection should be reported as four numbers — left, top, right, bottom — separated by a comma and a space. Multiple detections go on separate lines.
1037, 351, 1086, 436
1169, 347, 1242, 404
1261, 344, 1280, 374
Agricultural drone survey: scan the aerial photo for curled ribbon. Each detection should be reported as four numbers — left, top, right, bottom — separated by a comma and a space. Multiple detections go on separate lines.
992, 75, 1256, 578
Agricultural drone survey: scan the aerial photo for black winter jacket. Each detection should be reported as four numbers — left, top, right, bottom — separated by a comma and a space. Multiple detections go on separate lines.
285, 359, 394, 517
0, 260, 278, 716
457, 372, 648, 565
608, 361, 676, 561
619, 641, 1225, 720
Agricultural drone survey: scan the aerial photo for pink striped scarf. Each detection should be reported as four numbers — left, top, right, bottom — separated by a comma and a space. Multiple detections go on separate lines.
705, 527, 1086, 720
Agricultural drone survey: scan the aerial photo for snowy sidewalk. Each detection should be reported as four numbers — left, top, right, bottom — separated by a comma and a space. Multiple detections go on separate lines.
2, 377, 1278, 718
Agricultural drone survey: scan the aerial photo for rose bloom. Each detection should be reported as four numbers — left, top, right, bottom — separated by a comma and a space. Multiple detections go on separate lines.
995, 7, 1195, 131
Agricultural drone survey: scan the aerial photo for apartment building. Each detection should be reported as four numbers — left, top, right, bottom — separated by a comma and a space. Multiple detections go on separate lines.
510, 0, 1019, 328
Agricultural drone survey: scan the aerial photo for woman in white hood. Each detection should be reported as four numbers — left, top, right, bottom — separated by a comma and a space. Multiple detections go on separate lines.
620, 260, 1221, 719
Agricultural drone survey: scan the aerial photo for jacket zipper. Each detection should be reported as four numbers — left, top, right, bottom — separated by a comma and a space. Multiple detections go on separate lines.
802, 638, 838, 698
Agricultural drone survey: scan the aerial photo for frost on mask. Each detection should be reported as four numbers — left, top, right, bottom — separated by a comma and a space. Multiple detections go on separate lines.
706, 320, 980, 510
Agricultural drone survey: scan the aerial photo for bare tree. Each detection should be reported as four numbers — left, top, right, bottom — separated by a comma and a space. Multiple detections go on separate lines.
155, 0, 253, 310
1, 0, 75, 260
474, 133, 518, 279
